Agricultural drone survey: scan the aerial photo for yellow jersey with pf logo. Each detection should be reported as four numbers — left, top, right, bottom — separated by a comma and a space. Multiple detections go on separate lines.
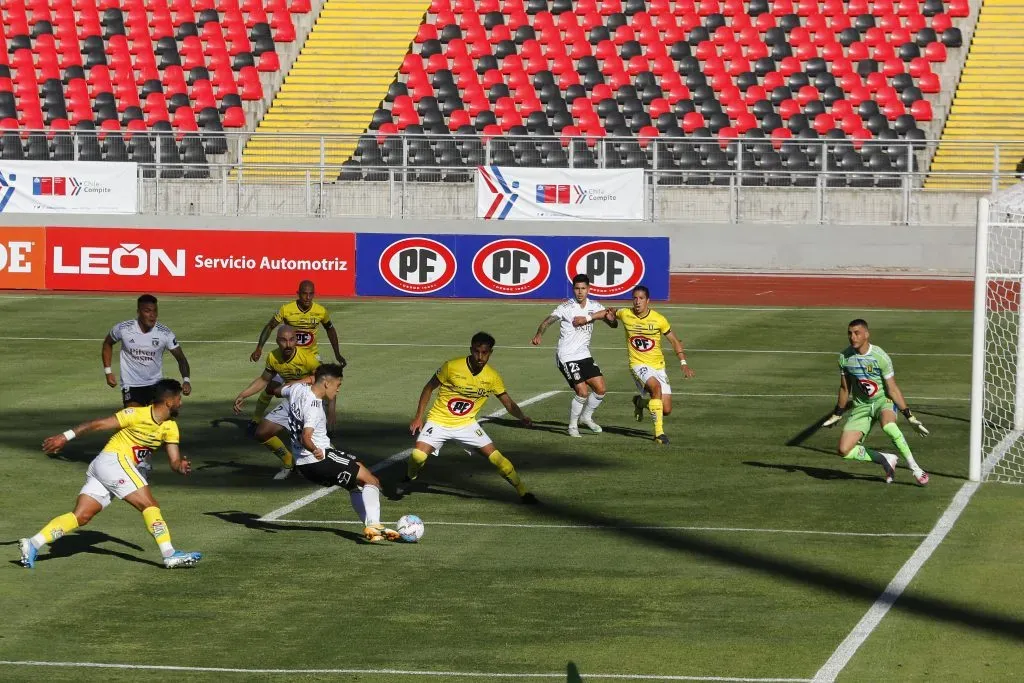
274, 301, 331, 355
616, 308, 672, 370
426, 357, 506, 428
103, 406, 179, 465
265, 346, 320, 382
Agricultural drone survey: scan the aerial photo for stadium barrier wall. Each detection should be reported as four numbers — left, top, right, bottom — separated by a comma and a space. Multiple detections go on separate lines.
0, 215, 975, 276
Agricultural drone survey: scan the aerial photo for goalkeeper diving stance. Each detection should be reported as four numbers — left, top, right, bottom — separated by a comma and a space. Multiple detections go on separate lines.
821, 319, 930, 485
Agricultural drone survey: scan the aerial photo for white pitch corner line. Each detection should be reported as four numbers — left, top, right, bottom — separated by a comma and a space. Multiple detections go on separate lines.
257, 390, 560, 522
812, 481, 980, 682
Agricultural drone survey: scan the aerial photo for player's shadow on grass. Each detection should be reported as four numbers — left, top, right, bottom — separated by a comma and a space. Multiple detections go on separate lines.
384, 477, 493, 503
599, 424, 657, 439
4, 531, 163, 568
915, 406, 969, 425
744, 460, 882, 482
205, 510, 364, 543
486, 416, 565, 436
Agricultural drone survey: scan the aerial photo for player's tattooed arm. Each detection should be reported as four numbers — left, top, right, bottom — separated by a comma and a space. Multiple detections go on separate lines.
497, 393, 533, 427
531, 315, 560, 345
101, 334, 118, 387
409, 376, 442, 434
169, 346, 192, 395
665, 330, 694, 378
251, 316, 280, 362
42, 414, 121, 453
325, 324, 346, 367
603, 308, 619, 327
165, 443, 192, 475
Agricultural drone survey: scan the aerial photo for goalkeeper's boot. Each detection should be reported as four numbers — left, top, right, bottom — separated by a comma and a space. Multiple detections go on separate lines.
567, 425, 582, 438
363, 524, 400, 543
912, 469, 930, 486
164, 551, 203, 569
19, 538, 37, 569
632, 395, 645, 422
581, 417, 603, 433
654, 433, 670, 445
880, 452, 898, 484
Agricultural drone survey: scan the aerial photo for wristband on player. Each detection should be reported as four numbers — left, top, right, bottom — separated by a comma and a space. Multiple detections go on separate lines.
62, 429, 76, 441
585, 314, 593, 323
832, 405, 846, 416
901, 407, 913, 418
182, 376, 191, 384
103, 366, 113, 375
679, 358, 688, 366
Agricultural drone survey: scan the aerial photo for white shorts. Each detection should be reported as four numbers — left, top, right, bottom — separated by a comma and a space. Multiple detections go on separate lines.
79, 451, 148, 510
265, 401, 291, 428
416, 420, 493, 453
631, 364, 672, 397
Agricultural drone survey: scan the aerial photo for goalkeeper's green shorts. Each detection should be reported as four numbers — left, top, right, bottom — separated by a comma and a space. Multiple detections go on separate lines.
843, 399, 896, 438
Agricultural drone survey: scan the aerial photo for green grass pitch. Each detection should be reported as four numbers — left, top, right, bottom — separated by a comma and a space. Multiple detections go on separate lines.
0, 293, 1020, 682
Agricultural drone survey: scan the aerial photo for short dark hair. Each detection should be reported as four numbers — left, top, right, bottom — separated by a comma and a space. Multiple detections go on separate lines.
137, 294, 158, 308
632, 285, 650, 298
848, 318, 869, 330
152, 378, 182, 403
572, 273, 590, 285
315, 363, 345, 381
471, 331, 496, 349
298, 280, 314, 291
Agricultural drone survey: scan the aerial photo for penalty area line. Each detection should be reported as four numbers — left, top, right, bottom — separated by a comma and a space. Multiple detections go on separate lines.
258, 390, 561, 522
0, 661, 811, 681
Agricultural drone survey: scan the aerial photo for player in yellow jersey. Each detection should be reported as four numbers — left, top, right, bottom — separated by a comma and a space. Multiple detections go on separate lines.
19, 379, 202, 570
234, 325, 320, 479
603, 285, 695, 444
249, 280, 345, 430
404, 332, 538, 504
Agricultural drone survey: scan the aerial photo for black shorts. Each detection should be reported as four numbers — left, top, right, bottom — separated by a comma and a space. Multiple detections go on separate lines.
556, 357, 602, 388
122, 384, 157, 407
297, 449, 361, 490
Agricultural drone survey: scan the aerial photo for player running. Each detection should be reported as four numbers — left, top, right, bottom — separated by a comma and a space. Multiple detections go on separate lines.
603, 285, 694, 444
102, 294, 192, 407
405, 332, 538, 504
19, 379, 202, 569
249, 280, 345, 432
234, 325, 320, 479
532, 274, 615, 438
274, 364, 399, 543
822, 319, 930, 485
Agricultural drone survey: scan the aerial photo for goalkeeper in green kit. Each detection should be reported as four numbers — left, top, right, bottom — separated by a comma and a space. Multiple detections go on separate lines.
822, 319, 930, 485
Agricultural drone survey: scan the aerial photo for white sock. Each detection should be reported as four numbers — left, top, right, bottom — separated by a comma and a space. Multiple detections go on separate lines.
569, 394, 586, 427
581, 392, 605, 422
30, 533, 46, 549
360, 484, 381, 526
158, 541, 175, 558
350, 487, 367, 523
903, 452, 922, 473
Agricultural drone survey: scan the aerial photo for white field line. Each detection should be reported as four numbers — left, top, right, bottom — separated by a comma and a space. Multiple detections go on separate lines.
0, 661, 811, 681
0, 335, 969, 357
258, 390, 560, 522
271, 520, 928, 538
811, 482, 980, 682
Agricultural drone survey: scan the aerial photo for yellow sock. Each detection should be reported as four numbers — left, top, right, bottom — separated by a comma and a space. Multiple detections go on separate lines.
487, 449, 528, 496
649, 398, 664, 437
407, 448, 428, 479
262, 436, 293, 468
252, 391, 273, 421
36, 512, 79, 545
142, 506, 175, 557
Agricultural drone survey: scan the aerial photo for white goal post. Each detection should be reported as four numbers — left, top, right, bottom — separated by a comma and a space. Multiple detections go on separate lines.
970, 190, 1024, 483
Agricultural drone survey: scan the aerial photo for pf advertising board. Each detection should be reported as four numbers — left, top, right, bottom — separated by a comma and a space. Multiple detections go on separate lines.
46, 227, 355, 295
0, 161, 137, 214
476, 166, 644, 221
357, 233, 668, 299
0, 226, 46, 289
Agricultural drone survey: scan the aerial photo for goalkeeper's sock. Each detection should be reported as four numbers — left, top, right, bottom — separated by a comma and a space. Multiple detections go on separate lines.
354, 484, 381, 526
487, 449, 528, 496
407, 448, 429, 480
252, 391, 273, 421
261, 436, 293, 468
843, 445, 888, 465
581, 392, 605, 422
649, 398, 664, 437
142, 506, 175, 558
31, 512, 79, 548
882, 422, 922, 472
569, 394, 586, 428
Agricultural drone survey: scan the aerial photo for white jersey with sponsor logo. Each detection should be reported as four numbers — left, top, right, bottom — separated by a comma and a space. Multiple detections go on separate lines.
282, 383, 331, 467
552, 298, 606, 363
110, 319, 179, 388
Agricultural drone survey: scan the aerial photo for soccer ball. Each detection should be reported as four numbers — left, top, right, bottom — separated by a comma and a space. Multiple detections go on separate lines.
396, 514, 425, 543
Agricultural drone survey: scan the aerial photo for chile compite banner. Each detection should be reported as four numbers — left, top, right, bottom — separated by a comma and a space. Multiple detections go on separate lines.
0, 161, 138, 214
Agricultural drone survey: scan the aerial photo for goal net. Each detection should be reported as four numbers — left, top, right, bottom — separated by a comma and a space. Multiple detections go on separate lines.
971, 188, 1024, 483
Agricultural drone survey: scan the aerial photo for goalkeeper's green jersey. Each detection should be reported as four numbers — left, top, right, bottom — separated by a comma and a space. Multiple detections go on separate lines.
838, 344, 895, 404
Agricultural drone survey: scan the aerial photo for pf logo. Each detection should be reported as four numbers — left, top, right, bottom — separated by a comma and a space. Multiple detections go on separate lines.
447, 397, 475, 416
379, 238, 457, 294
566, 240, 645, 297
472, 238, 550, 296
630, 335, 656, 352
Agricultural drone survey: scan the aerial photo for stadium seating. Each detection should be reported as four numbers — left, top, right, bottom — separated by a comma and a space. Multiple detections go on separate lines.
341, 0, 967, 184
0, 0, 315, 170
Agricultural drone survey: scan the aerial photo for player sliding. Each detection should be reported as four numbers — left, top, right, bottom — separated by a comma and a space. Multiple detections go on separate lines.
822, 319, 930, 485
404, 332, 538, 504
603, 285, 694, 444
531, 274, 614, 438
274, 363, 399, 543
19, 379, 202, 569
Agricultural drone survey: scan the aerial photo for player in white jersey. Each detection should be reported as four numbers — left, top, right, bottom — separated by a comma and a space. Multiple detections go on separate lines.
532, 274, 615, 437
101, 294, 192, 408
276, 363, 400, 544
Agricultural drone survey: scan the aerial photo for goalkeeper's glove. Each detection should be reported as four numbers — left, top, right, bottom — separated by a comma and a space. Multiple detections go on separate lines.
902, 408, 930, 437
822, 405, 845, 428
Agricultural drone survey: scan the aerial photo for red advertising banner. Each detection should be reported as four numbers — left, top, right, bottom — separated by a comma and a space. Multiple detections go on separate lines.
46, 227, 355, 296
